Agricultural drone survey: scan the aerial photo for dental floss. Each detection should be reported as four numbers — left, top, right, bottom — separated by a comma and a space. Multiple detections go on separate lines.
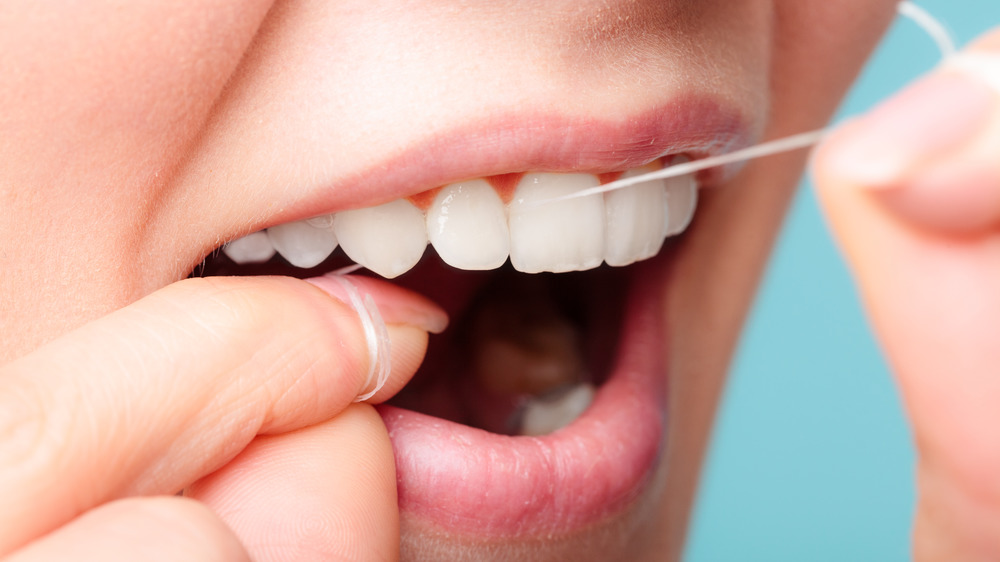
327, 268, 392, 402
897, 1, 957, 58
537, 1, 957, 206
334, 263, 365, 275
538, 130, 831, 203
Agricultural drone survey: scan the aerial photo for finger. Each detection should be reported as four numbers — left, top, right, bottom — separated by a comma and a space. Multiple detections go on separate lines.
819, 33, 1000, 232
5, 496, 248, 562
814, 32, 1000, 560
0, 275, 445, 555
187, 404, 398, 562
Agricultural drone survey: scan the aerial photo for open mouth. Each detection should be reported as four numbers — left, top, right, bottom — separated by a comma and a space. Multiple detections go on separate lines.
193, 161, 692, 539
184, 93, 752, 542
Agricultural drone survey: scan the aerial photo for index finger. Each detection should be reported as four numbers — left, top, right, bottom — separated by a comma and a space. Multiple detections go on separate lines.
0, 275, 445, 555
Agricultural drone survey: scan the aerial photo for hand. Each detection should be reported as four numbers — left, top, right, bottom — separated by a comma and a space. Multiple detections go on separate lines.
0, 275, 446, 561
814, 30, 1000, 560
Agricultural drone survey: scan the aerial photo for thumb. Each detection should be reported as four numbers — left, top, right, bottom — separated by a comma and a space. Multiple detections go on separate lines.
814, 31, 1000, 560
186, 405, 399, 562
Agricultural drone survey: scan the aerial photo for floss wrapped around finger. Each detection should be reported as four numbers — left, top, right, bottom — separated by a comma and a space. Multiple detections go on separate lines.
325, 270, 393, 402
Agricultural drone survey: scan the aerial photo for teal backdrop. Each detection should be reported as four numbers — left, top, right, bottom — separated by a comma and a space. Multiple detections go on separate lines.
685, 2, 1000, 560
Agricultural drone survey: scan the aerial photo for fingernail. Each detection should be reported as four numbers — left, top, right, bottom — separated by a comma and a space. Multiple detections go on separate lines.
307, 274, 449, 334
826, 70, 996, 187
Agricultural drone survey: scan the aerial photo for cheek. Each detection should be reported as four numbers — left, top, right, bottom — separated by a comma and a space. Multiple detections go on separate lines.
0, 1, 276, 357
770, 0, 900, 132
0, 1, 272, 207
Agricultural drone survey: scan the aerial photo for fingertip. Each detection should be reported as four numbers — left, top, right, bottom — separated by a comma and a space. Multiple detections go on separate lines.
813, 68, 1000, 235
188, 406, 399, 562
308, 274, 449, 335
811, 117, 868, 194
304, 274, 444, 404
816, 71, 995, 188
810, 120, 886, 245
365, 324, 429, 404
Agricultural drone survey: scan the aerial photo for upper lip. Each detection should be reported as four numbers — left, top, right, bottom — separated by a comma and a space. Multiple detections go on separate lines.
174, 93, 750, 275
266, 94, 750, 230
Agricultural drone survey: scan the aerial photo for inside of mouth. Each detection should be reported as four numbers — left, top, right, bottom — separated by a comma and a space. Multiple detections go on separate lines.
193, 250, 628, 436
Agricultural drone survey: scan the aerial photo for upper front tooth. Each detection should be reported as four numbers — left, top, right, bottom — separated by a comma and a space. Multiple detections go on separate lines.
223, 231, 277, 264
267, 219, 339, 268
664, 158, 698, 236
603, 165, 669, 267
333, 199, 428, 278
508, 173, 605, 274
427, 180, 509, 270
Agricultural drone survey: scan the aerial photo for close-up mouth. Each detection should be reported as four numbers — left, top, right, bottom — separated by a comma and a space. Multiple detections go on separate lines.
189, 95, 749, 541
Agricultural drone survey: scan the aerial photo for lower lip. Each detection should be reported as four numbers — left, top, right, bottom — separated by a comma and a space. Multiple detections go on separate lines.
376, 257, 670, 537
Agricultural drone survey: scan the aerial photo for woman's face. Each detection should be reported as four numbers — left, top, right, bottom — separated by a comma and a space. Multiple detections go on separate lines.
1, 1, 898, 559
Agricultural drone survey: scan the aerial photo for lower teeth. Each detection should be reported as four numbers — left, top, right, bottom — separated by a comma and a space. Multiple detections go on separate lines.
516, 382, 596, 436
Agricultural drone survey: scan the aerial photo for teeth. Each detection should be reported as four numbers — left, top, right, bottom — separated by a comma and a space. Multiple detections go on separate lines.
305, 213, 336, 229
223, 231, 277, 264
603, 165, 669, 267
518, 383, 596, 436
664, 158, 698, 236
427, 180, 509, 270
267, 220, 338, 268
332, 199, 428, 279
243, 162, 698, 276
508, 173, 605, 274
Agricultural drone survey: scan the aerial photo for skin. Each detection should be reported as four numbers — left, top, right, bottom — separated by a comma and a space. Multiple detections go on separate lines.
816, 31, 1000, 560
2, 0, 997, 560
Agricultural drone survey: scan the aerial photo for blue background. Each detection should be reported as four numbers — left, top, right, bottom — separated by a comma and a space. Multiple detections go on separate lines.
684, 2, 1000, 560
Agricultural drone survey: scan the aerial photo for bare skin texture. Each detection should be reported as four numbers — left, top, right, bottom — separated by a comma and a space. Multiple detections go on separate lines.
1, 1, 998, 560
